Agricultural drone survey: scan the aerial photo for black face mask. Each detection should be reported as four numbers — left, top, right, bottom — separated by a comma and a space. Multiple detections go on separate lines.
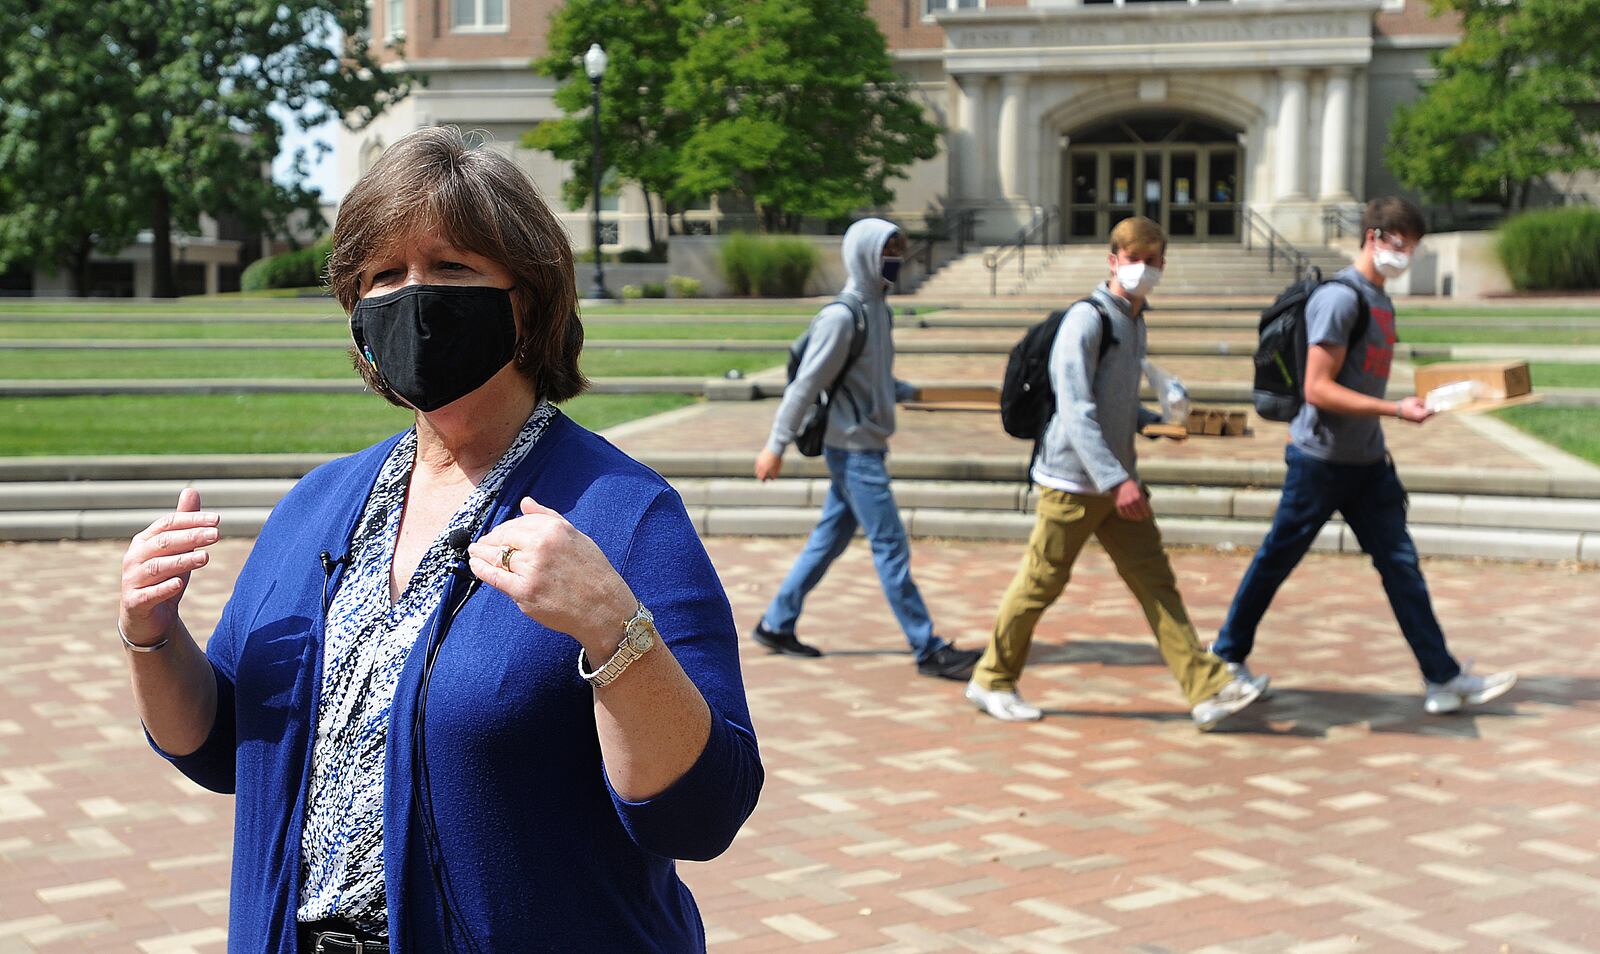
881, 256, 902, 285
350, 283, 518, 412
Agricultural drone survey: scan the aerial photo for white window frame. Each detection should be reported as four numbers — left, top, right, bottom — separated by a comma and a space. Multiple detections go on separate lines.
450, 0, 507, 34
386, 0, 405, 41
924, 0, 984, 16
1080, 0, 1235, 6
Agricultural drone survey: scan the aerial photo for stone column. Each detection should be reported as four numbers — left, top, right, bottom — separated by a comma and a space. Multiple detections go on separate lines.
954, 74, 988, 203
1319, 67, 1354, 201
996, 73, 1029, 200
1275, 68, 1308, 201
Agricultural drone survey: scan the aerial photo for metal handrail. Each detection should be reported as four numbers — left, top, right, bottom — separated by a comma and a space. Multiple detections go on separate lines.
984, 205, 1061, 296
1241, 206, 1311, 278
1322, 205, 1363, 244
902, 209, 978, 279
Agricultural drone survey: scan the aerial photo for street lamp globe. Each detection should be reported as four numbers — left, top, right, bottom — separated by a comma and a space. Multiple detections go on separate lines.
584, 43, 608, 81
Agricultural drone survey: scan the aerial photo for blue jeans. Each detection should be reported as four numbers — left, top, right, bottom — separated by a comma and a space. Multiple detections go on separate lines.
762, 447, 945, 661
1214, 444, 1461, 685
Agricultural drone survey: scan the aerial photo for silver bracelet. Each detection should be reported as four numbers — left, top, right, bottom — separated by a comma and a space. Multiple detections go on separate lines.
118, 622, 170, 653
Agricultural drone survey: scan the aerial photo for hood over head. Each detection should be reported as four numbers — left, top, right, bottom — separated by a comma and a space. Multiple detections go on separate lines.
840, 217, 900, 302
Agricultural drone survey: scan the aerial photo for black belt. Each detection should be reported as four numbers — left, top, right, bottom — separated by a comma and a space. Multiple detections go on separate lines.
299, 918, 390, 954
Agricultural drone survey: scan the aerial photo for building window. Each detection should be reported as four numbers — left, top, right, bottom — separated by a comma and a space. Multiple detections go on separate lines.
451, 0, 506, 32
1082, 0, 1232, 5
925, 0, 981, 13
386, 0, 404, 38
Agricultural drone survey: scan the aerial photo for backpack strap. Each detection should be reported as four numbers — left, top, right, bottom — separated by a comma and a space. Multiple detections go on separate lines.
823, 297, 868, 418
1075, 297, 1117, 369
1325, 276, 1372, 357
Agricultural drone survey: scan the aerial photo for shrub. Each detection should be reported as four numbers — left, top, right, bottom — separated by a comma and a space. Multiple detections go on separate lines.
1498, 207, 1600, 291
621, 284, 644, 300
240, 236, 332, 292
667, 275, 703, 298
641, 281, 667, 299
619, 244, 668, 264
718, 234, 819, 297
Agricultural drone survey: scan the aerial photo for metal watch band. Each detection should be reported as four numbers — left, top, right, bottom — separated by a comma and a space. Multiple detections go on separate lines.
577, 602, 654, 689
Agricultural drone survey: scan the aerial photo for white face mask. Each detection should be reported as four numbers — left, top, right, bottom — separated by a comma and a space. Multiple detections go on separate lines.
1373, 247, 1411, 279
1115, 262, 1162, 297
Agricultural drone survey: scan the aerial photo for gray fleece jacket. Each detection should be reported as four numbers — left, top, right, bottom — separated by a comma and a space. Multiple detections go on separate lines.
766, 218, 915, 455
1032, 283, 1147, 494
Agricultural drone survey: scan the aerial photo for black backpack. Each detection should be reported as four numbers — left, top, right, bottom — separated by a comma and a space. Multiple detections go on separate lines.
787, 298, 867, 457
1252, 270, 1371, 422
999, 299, 1115, 440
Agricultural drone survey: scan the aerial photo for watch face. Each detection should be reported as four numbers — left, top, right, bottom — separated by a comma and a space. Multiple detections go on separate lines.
628, 623, 655, 653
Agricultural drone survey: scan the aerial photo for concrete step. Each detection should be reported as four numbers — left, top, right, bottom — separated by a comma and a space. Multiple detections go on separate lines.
7, 450, 1599, 498
8, 476, 1594, 561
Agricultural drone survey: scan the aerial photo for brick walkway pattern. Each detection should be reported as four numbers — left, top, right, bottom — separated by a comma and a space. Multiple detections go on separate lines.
2, 536, 1597, 952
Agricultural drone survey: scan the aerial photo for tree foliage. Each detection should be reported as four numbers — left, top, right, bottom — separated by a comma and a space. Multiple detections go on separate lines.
1386, 0, 1600, 211
525, 0, 686, 247
531, 0, 941, 234
0, 0, 416, 296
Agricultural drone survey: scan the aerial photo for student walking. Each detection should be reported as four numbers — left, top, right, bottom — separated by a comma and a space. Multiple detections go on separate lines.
1212, 196, 1515, 714
967, 216, 1265, 728
751, 217, 981, 680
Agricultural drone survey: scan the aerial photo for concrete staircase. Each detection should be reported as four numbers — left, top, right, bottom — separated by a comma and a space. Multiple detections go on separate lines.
918, 243, 1351, 300
6, 452, 1599, 563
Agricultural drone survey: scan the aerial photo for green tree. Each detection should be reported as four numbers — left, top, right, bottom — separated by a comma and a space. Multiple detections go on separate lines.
665, 0, 941, 233
0, 0, 415, 297
1387, 0, 1600, 211
525, 0, 687, 250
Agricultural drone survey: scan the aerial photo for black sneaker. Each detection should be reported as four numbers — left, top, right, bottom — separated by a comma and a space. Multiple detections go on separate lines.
916, 645, 981, 680
752, 623, 823, 658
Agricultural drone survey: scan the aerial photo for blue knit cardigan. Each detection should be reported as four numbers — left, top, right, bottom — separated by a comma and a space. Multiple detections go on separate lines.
153, 411, 763, 952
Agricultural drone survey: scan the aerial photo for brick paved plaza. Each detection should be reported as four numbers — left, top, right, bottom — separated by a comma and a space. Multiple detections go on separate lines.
2, 532, 1597, 952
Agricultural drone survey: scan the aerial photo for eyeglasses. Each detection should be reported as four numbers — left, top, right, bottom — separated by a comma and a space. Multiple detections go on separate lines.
1373, 229, 1421, 255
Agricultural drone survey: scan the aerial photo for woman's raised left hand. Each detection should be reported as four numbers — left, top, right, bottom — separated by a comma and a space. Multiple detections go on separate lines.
468, 497, 639, 653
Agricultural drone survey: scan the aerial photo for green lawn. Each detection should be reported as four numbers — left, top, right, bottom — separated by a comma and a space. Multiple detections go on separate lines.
0, 393, 693, 456
0, 297, 828, 318
1402, 306, 1600, 319
1493, 406, 1600, 466
1399, 326, 1600, 346
0, 347, 786, 380
0, 318, 805, 342
585, 321, 805, 340
0, 320, 347, 339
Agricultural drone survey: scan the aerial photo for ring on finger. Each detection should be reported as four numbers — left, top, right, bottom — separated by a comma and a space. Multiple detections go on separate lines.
498, 544, 518, 572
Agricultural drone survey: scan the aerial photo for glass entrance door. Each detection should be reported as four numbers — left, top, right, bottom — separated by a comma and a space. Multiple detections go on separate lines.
1060, 113, 1245, 242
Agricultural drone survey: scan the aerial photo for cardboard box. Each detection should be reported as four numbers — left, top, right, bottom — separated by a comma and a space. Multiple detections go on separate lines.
1186, 408, 1248, 437
1139, 422, 1189, 441
1413, 360, 1532, 403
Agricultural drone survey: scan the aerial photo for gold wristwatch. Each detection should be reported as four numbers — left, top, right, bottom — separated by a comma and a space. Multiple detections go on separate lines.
577, 602, 657, 689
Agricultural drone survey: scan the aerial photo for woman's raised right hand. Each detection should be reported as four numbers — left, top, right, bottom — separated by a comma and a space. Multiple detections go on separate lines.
119, 488, 220, 647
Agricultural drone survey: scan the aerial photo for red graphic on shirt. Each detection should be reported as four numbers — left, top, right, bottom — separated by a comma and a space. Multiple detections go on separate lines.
1362, 306, 1397, 378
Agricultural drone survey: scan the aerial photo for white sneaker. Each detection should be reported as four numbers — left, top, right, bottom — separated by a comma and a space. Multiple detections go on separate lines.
965, 680, 1044, 722
1192, 676, 1264, 731
1224, 660, 1271, 698
1208, 645, 1270, 697
1424, 668, 1517, 715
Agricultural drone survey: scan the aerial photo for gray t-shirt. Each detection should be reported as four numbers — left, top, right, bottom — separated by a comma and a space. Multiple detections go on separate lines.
1289, 266, 1398, 464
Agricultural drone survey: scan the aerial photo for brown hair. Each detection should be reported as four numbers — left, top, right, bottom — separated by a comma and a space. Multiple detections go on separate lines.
1109, 216, 1167, 258
327, 125, 586, 404
1360, 196, 1426, 248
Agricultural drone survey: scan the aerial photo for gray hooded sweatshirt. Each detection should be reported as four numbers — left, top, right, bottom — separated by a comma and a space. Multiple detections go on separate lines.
1031, 283, 1147, 494
766, 218, 914, 455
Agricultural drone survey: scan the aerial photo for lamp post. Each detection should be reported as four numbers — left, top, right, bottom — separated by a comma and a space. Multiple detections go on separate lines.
584, 42, 611, 300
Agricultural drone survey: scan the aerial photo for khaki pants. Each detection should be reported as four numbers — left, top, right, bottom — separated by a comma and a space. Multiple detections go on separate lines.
973, 487, 1233, 706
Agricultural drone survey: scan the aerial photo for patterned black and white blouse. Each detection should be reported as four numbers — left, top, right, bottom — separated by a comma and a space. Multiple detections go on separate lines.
296, 402, 556, 935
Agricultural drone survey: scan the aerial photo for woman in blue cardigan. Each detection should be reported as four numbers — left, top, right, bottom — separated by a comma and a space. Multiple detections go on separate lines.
115, 126, 763, 953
